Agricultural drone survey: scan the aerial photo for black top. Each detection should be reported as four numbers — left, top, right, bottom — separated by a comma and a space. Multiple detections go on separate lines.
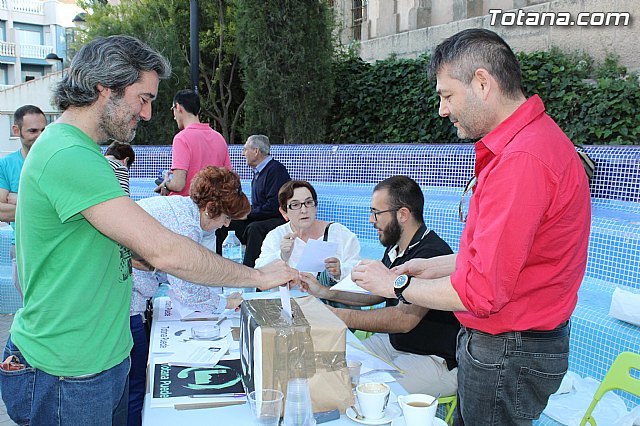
383, 225, 460, 370
249, 158, 291, 220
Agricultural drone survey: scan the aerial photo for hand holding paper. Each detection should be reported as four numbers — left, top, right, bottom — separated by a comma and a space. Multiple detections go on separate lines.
351, 259, 397, 299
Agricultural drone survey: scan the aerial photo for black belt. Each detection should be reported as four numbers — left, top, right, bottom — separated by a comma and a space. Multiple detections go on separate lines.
466, 321, 570, 340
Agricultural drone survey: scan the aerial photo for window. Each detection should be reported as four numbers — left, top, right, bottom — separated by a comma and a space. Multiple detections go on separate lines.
0, 64, 7, 84
21, 64, 44, 82
14, 23, 42, 45
352, 0, 366, 40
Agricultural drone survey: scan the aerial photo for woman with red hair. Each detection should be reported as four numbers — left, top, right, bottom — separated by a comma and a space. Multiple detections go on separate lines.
127, 166, 250, 426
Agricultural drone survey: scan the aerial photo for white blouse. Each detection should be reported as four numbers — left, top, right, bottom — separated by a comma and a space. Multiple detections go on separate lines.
254, 221, 361, 280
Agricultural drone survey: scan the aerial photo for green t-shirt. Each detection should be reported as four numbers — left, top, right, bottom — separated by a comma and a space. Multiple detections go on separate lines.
11, 123, 132, 376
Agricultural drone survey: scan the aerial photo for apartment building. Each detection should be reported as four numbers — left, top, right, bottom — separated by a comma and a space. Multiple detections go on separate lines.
0, 0, 84, 89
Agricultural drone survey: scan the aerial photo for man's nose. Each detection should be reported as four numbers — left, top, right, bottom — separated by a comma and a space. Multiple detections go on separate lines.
438, 100, 449, 117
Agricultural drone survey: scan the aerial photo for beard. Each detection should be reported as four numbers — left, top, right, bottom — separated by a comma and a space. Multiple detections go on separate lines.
99, 94, 138, 143
450, 91, 487, 140
378, 215, 402, 248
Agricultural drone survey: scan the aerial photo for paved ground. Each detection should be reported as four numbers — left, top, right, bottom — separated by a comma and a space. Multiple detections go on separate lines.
0, 314, 17, 426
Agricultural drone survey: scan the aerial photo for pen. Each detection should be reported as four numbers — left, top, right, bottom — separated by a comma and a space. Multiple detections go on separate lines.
189, 393, 246, 399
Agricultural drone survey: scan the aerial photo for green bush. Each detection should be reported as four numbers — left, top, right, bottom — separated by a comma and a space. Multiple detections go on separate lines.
327, 48, 640, 145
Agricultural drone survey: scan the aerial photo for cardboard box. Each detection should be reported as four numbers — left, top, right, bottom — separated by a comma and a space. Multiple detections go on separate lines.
240, 296, 354, 413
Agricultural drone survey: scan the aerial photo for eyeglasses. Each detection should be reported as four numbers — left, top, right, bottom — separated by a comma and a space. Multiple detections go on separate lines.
288, 199, 318, 210
458, 176, 477, 223
170, 105, 176, 111
369, 208, 399, 221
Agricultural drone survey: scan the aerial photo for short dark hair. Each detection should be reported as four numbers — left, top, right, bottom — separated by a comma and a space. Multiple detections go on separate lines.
278, 180, 318, 212
14, 105, 45, 128
173, 89, 200, 116
105, 141, 136, 169
374, 175, 424, 224
428, 28, 523, 99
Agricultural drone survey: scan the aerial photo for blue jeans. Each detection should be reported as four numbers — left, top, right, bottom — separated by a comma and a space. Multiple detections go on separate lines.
0, 335, 130, 426
454, 322, 570, 426
128, 314, 150, 426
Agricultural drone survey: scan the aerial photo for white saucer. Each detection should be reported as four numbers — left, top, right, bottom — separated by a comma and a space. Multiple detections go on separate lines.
391, 417, 447, 426
346, 405, 401, 425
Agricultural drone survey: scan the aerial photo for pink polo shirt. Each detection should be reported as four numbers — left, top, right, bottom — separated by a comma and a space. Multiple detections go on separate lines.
451, 95, 591, 334
171, 123, 232, 196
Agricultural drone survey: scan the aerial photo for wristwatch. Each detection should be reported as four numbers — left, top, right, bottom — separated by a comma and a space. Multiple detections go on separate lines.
163, 181, 169, 191
393, 274, 413, 305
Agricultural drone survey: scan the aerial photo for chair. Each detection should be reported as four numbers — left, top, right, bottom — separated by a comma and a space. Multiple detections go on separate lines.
353, 330, 374, 340
580, 351, 640, 426
438, 394, 457, 425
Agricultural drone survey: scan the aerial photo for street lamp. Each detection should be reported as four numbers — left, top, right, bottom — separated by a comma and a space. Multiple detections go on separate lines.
45, 53, 64, 78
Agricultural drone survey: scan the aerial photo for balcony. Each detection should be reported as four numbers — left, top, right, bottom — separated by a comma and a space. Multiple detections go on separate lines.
0, 41, 16, 56
2, 0, 44, 14
20, 43, 53, 59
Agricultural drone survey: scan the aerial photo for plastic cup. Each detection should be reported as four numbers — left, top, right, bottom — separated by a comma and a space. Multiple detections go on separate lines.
347, 360, 362, 388
248, 389, 283, 426
283, 378, 316, 426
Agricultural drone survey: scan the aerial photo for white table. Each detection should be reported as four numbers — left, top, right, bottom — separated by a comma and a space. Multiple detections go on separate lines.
142, 293, 406, 425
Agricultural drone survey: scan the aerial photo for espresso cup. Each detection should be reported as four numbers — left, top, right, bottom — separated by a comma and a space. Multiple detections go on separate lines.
397, 393, 438, 426
356, 382, 390, 420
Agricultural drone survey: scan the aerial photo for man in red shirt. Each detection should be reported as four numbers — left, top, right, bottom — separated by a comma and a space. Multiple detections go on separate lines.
352, 29, 591, 425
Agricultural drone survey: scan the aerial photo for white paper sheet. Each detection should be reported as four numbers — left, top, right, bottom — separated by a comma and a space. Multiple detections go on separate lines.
294, 239, 338, 273
167, 339, 230, 367
347, 340, 400, 373
151, 320, 232, 354
153, 297, 183, 322
331, 274, 371, 294
279, 284, 292, 320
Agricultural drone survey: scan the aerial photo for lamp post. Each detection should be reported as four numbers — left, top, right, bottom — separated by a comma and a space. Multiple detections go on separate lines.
45, 53, 64, 78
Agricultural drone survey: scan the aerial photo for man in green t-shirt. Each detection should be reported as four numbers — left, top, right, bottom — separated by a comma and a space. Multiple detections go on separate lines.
0, 35, 297, 426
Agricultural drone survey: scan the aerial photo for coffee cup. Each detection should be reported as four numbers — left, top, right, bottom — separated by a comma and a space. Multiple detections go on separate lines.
397, 393, 438, 426
356, 382, 390, 420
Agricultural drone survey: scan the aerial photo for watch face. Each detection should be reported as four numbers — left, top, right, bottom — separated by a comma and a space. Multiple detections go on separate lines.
394, 274, 409, 289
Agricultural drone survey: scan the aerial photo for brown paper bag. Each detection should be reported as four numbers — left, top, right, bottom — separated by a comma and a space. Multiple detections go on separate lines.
240, 296, 354, 413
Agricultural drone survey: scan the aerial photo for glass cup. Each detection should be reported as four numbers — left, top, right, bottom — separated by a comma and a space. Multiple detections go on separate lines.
347, 360, 362, 388
248, 389, 284, 426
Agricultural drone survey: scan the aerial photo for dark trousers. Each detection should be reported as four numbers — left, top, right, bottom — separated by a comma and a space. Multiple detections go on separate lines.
454, 322, 570, 426
217, 217, 286, 267
128, 314, 150, 426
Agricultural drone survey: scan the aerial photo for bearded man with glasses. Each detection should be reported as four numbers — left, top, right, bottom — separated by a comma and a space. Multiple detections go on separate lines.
299, 176, 459, 397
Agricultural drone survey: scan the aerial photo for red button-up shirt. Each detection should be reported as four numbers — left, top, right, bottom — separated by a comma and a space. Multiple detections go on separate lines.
451, 95, 591, 334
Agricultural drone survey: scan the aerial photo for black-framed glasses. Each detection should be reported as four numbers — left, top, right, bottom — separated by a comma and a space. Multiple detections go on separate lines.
288, 199, 318, 210
369, 208, 399, 221
458, 176, 477, 223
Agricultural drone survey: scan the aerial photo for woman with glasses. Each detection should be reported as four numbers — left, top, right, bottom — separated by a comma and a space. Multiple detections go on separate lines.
127, 166, 250, 426
255, 180, 361, 297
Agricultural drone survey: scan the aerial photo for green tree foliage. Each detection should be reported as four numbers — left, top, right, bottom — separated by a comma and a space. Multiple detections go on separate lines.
77, 0, 244, 145
328, 49, 640, 145
236, 0, 334, 144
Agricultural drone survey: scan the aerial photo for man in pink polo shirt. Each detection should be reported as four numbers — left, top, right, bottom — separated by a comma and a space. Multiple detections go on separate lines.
157, 89, 232, 196
352, 29, 591, 425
